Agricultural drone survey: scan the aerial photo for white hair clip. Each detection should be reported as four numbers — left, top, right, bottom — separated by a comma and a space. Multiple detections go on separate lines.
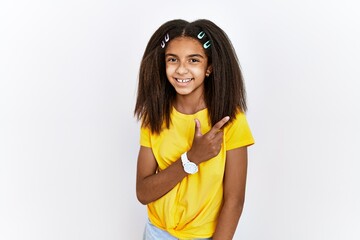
197, 31, 205, 39
161, 33, 170, 48
203, 40, 211, 49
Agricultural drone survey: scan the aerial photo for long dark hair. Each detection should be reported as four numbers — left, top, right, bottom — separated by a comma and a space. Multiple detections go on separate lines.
134, 19, 247, 134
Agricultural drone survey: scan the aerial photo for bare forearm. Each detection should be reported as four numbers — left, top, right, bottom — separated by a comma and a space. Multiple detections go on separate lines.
137, 159, 187, 205
213, 201, 244, 240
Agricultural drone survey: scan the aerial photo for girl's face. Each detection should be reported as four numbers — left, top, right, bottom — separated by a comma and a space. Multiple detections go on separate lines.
165, 37, 211, 99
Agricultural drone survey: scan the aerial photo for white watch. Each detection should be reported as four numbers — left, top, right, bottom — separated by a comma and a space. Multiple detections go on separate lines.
181, 152, 198, 174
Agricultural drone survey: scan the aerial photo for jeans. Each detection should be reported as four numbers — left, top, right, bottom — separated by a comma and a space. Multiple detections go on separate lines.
143, 219, 212, 240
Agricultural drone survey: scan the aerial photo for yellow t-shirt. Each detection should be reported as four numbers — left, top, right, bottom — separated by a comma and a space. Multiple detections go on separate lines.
140, 107, 254, 239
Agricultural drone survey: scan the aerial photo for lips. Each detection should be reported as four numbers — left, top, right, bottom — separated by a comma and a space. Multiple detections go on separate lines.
175, 78, 193, 83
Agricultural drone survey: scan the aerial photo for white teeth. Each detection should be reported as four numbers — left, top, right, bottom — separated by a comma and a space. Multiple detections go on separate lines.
176, 78, 192, 83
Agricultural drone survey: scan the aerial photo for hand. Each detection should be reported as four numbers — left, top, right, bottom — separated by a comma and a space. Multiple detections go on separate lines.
187, 116, 230, 165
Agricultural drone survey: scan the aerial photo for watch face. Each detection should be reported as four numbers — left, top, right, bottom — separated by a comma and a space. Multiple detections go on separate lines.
184, 162, 198, 174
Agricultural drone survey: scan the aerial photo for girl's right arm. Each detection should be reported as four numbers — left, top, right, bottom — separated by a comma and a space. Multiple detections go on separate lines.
136, 146, 187, 205
136, 116, 230, 205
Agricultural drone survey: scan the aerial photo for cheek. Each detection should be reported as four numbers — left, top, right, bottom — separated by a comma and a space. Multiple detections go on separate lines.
165, 65, 180, 81
165, 68, 172, 80
165, 64, 174, 75
191, 66, 207, 77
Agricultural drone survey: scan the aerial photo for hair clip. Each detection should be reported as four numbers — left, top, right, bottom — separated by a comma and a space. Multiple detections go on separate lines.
161, 33, 170, 48
197, 31, 211, 48
197, 31, 205, 39
203, 40, 211, 49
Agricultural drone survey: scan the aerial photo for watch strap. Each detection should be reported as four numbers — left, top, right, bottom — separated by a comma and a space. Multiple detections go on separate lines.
181, 152, 190, 165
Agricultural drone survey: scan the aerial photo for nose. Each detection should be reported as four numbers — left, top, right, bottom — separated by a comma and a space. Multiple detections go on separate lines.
175, 62, 189, 75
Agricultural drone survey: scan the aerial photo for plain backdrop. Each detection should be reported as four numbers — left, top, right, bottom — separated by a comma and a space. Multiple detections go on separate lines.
1, 0, 359, 239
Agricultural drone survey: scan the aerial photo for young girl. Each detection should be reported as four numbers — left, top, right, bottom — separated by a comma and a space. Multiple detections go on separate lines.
134, 19, 254, 240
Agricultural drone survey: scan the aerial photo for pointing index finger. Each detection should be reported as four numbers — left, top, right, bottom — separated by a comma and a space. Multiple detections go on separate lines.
209, 116, 230, 134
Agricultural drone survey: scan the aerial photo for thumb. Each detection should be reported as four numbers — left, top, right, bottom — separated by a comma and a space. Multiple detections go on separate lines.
194, 118, 202, 137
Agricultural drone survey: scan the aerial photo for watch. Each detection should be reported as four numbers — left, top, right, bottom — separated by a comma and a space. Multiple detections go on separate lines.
181, 152, 198, 174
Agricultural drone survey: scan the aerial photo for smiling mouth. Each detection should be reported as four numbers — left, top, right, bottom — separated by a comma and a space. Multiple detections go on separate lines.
176, 78, 193, 83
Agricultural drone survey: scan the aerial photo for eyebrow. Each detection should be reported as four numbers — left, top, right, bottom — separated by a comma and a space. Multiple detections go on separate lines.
165, 53, 205, 58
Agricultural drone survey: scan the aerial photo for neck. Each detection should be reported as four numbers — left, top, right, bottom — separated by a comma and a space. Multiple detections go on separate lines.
174, 95, 206, 114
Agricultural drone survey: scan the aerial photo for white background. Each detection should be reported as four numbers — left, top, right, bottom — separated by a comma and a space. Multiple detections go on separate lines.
1, 0, 359, 239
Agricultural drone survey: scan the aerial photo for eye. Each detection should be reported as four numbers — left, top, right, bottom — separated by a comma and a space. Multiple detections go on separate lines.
189, 58, 200, 63
166, 57, 177, 62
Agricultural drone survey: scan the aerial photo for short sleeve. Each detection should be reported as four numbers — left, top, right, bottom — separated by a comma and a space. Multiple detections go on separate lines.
140, 126, 152, 147
225, 112, 255, 151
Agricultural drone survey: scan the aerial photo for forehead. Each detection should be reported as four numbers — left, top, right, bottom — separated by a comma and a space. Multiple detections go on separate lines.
165, 37, 205, 56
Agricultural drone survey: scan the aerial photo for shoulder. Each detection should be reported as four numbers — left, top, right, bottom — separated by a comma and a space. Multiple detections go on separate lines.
140, 125, 152, 147
225, 110, 248, 130
224, 110, 255, 150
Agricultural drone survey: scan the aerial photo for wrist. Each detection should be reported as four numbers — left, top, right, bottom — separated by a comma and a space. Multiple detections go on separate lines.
181, 152, 198, 174
186, 150, 198, 165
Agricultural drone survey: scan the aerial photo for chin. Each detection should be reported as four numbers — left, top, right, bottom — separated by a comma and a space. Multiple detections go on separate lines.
174, 89, 192, 96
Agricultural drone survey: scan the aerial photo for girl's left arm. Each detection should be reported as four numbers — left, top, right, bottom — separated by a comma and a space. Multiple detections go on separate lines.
212, 146, 248, 240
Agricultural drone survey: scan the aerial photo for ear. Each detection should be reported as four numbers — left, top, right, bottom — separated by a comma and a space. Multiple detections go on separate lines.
206, 65, 212, 77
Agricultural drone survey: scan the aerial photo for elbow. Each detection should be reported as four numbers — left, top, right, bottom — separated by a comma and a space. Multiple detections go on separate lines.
136, 179, 154, 205
136, 195, 148, 205
136, 188, 151, 205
